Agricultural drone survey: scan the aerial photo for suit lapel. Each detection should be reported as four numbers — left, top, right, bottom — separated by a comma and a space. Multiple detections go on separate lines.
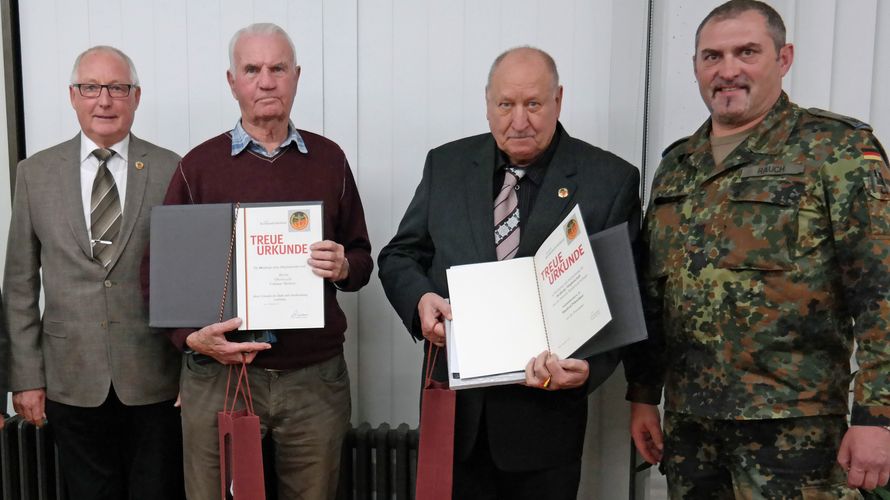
59, 135, 94, 260
518, 138, 577, 256
465, 139, 497, 261
106, 134, 149, 270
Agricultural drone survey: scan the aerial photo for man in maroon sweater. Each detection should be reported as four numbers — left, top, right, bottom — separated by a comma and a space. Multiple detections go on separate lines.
160, 23, 372, 499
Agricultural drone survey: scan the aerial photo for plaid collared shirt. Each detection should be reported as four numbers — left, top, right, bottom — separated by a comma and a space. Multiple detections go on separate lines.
230, 120, 308, 157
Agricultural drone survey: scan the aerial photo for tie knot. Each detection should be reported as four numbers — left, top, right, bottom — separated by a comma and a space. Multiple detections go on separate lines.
506, 166, 526, 181
92, 148, 114, 162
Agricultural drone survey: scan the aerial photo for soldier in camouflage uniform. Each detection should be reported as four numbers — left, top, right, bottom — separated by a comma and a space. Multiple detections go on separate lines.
624, 1, 890, 498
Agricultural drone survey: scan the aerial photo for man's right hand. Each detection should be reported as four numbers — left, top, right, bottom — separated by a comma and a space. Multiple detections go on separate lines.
185, 318, 272, 365
417, 292, 451, 347
631, 402, 664, 464
13, 388, 46, 427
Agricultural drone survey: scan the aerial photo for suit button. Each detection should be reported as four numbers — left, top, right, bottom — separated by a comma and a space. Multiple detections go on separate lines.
104, 280, 112, 288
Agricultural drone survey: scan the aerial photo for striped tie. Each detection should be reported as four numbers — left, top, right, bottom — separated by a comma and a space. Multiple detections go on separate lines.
494, 167, 525, 260
90, 148, 121, 267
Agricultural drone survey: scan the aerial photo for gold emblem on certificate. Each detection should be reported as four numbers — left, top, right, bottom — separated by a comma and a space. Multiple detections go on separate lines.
564, 217, 579, 242
288, 210, 310, 232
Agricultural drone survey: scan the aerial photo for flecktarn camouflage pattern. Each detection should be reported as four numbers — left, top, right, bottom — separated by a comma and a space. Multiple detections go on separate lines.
625, 92, 890, 427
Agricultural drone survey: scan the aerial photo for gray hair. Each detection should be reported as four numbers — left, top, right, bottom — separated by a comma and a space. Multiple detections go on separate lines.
695, 0, 786, 53
70, 46, 140, 86
228, 23, 298, 75
486, 46, 560, 93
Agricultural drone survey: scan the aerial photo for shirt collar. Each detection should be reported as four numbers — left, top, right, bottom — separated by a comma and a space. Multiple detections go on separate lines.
80, 133, 130, 163
230, 119, 308, 157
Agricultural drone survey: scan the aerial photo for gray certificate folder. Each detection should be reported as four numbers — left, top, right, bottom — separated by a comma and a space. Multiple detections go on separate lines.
571, 222, 648, 359
149, 203, 235, 328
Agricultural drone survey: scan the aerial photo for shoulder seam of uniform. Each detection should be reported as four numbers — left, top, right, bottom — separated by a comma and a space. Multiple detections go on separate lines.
806, 107, 873, 131
662, 136, 690, 158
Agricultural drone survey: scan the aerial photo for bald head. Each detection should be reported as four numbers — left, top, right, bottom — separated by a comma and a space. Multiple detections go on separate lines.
486, 47, 560, 95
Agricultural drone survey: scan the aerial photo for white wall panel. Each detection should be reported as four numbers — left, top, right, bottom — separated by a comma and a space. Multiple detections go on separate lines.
355, 0, 401, 428
152, 0, 190, 154
788, 0, 835, 108
871, 0, 890, 139
287, 0, 325, 134
829, 0, 877, 122
185, 0, 224, 147
321, 0, 360, 422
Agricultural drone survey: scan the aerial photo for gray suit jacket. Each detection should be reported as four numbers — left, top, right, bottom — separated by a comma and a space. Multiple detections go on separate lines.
3, 134, 182, 407
378, 124, 641, 471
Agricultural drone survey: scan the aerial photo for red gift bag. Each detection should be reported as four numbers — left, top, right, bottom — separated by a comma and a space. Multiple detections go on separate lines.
415, 344, 456, 500
218, 362, 265, 500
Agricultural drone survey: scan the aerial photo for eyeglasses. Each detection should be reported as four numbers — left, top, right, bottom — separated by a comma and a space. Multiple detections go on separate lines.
72, 83, 136, 98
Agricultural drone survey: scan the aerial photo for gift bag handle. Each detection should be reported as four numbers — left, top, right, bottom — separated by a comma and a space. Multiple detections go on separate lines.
223, 361, 256, 416
218, 202, 256, 416
424, 342, 445, 389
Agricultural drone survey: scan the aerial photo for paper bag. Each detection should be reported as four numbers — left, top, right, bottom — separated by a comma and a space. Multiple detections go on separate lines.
218, 363, 265, 500
415, 345, 456, 500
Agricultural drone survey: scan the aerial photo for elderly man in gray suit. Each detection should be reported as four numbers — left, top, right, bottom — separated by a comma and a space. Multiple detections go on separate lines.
2, 46, 184, 500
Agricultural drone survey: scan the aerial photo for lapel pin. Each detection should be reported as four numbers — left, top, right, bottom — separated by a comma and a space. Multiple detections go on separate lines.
558, 187, 569, 198
135, 161, 145, 170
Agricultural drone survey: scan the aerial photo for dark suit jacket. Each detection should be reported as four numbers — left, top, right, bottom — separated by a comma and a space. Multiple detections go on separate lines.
3, 134, 182, 407
378, 124, 641, 471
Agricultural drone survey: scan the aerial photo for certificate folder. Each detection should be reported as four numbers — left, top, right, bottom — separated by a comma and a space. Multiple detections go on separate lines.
445, 215, 647, 390
149, 203, 235, 328
149, 202, 325, 330
572, 222, 648, 359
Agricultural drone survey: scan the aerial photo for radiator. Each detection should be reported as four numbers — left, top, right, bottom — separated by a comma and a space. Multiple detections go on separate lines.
0, 417, 418, 500
0, 416, 67, 500
335, 423, 419, 500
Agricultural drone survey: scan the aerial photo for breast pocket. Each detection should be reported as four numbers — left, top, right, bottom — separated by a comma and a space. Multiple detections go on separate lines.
865, 168, 890, 238
715, 179, 804, 271
647, 192, 691, 278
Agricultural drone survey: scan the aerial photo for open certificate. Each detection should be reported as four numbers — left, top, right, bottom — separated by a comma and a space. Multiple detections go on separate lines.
234, 202, 325, 330
446, 204, 611, 382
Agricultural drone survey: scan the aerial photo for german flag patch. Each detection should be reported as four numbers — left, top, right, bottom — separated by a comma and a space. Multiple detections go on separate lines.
863, 148, 884, 162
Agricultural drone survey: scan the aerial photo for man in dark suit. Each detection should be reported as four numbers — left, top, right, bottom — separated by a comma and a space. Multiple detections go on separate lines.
2, 46, 184, 499
377, 47, 641, 499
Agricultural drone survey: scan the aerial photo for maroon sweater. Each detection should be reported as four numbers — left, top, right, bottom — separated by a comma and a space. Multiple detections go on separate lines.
161, 131, 372, 369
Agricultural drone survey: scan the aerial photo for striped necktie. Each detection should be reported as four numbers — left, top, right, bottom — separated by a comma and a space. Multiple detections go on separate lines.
494, 166, 525, 260
90, 148, 121, 267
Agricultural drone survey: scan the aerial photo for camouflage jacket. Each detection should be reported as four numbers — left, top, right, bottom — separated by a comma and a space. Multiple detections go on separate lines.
625, 93, 890, 425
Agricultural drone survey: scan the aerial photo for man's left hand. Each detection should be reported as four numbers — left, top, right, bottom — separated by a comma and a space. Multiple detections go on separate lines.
837, 425, 890, 490
524, 351, 589, 390
308, 240, 348, 282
